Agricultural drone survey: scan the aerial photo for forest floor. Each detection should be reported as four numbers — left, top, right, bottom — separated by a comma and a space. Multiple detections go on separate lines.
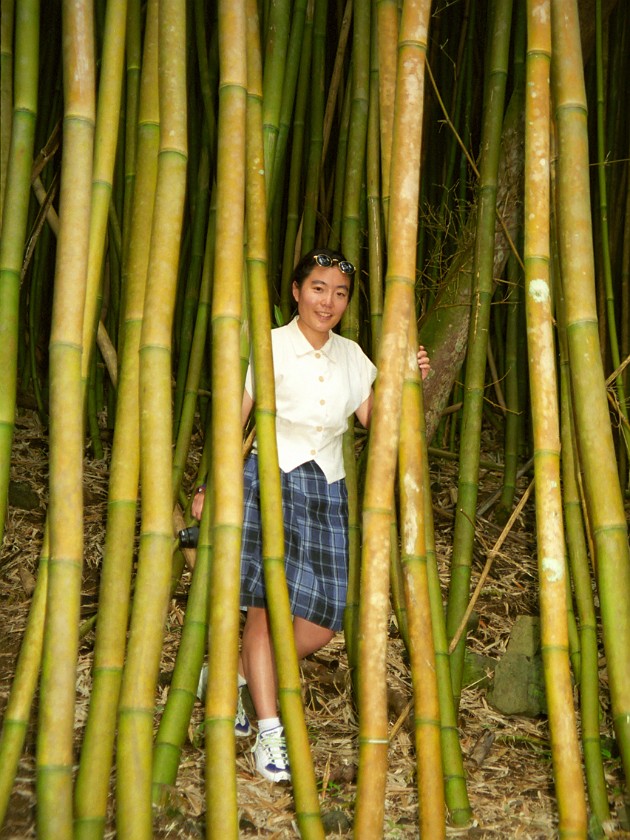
0, 406, 629, 838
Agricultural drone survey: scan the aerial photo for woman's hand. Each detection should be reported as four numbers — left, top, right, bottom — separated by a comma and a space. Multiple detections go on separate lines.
191, 486, 206, 520
417, 345, 431, 380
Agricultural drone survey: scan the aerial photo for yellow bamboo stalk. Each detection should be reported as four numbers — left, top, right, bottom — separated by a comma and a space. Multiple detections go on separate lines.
80, 0, 127, 384
398, 321, 445, 839
551, 0, 630, 790
354, 2, 431, 836
376, 0, 398, 230
74, 3, 159, 834
525, 3, 586, 835
36, 3, 94, 837
204, 2, 247, 836
115, 0, 187, 835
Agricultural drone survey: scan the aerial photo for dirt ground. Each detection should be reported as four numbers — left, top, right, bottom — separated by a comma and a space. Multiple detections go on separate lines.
0, 407, 628, 838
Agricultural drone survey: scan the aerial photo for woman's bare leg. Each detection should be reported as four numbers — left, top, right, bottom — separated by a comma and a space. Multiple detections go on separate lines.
240, 607, 278, 719
293, 616, 335, 659
241, 609, 335, 720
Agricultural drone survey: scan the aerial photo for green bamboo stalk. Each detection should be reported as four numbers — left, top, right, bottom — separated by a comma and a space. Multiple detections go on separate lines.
301, 0, 326, 252
366, 1, 384, 359
120, 0, 141, 276
557, 281, 611, 827
552, 0, 630, 789
80, 0, 127, 393
445, 0, 513, 704
36, 3, 94, 836
152, 486, 212, 804
398, 323, 445, 840
388, 512, 410, 649
354, 3, 431, 835
424, 467, 472, 825
261, 0, 290, 193
325, 68, 351, 252
496, 254, 523, 521
340, 0, 368, 337
0, 0, 39, 547
0, 526, 48, 828
74, 6, 159, 835
279, 0, 314, 317
523, 4, 586, 835
594, 0, 630, 461
194, 0, 217, 160
338, 0, 370, 674
204, 3, 247, 836
0, 0, 14, 229
172, 191, 216, 501
172, 145, 210, 444
266, 0, 307, 212
116, 0, 188, 834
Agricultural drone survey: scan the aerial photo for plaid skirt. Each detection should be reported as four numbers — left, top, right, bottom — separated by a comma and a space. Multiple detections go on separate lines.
240, 455, 349, 631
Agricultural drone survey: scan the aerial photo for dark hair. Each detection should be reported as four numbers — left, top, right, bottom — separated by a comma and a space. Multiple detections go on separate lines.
291, 247, 356, 301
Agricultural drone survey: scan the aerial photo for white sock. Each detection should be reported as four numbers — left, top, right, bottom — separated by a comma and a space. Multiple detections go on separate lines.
238, 672, 247, 688
258, 716, 281, 734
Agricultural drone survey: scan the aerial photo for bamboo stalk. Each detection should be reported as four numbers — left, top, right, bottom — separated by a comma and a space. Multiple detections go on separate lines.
152, 489, 212, 803
340, 0, 369, 338
524, 3, 587, 834
204, 2, 247, 835
261, 0, 290, 193
279, 0, 314, 316
301, 0, 326, 251
74, 5, 160, 835
80, 0, 127, 390
36, 3, 94, 836
594, 0, 630, 461
557, 279, 611, 826
0, 0, 14, 229
115, 0, 188, 834
445, 0, 513, 704
0, 526, 48, 828
552, 0, 630, 790
0, 0, 39, 545
398, 322, 445, 840
367, 1, 384, 359
354, 2, 431, 835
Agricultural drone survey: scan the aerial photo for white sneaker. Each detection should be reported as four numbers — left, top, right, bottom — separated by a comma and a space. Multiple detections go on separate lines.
252, 725, 291, 782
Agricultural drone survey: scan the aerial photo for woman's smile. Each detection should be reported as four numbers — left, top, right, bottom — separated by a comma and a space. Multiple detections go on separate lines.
292, 265, 350, 348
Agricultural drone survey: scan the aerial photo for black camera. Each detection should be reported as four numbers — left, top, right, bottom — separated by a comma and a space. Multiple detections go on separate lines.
178, 526, 199, 548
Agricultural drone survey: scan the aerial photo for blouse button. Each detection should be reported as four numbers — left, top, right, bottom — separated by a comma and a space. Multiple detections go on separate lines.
318, 375, 324, 382
320, 399, 325, 405
316, 426, 323, 432
310, 449, 316, 455
315, 352, 321, 359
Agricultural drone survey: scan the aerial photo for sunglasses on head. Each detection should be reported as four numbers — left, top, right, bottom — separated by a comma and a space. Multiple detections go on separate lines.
312, 253, 355, 275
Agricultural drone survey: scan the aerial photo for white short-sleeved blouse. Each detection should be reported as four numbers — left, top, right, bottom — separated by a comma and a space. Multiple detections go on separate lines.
245, 317, 377, 483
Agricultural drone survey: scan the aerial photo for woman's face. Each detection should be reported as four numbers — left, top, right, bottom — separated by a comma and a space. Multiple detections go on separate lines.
292, 264, 351, 348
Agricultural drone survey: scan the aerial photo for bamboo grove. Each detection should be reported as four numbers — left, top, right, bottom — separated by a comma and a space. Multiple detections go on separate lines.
0, 0, 629, 837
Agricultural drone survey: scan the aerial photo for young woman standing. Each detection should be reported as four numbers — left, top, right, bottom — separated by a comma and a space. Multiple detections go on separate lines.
193, 247, 430, 782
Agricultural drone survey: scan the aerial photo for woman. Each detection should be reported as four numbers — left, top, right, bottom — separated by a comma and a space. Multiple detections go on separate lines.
193, 247, 430, 782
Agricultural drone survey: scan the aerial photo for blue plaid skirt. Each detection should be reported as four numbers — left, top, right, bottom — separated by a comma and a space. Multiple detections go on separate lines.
240, 455, 349, 631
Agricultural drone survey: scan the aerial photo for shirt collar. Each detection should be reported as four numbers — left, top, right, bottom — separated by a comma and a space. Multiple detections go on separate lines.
289, 316, 340, 361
